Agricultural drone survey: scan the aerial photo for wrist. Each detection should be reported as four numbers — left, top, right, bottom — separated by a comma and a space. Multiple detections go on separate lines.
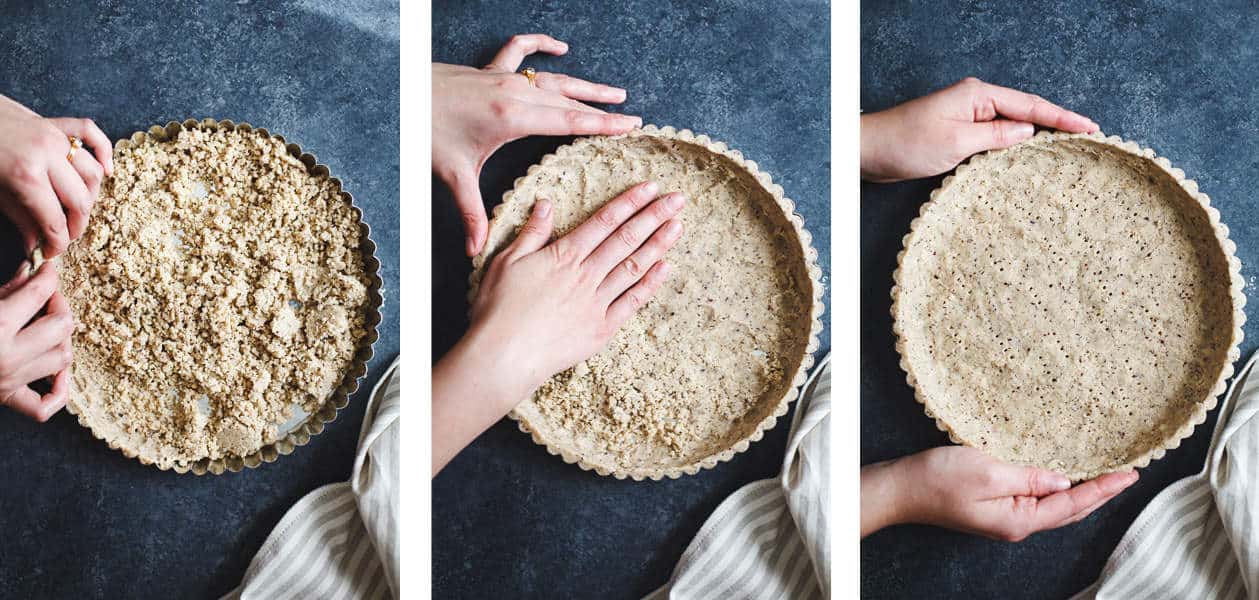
460, 320, 548, 407
859, 112, 896, 182
861, 457, 915, 536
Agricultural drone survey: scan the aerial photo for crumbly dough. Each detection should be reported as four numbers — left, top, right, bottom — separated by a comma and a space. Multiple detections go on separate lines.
896, 135, 1236, 479
477, 132, 814, 476
61, 127, 371, 469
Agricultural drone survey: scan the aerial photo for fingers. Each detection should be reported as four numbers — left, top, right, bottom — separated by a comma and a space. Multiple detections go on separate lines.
964, 78, 1098, 133
47, 117, 113, 177
527, 106, 641, 137
1, 368, 69, 422
1028, 470, 1139, 532
584, 191, 686, 276
955, 120, 1036, 156
10, 342, 72, 385
11, 174, 70, 258
984, 461, 1072, 498
47, 159, 91, 241
553, 181, 658, 259
504, 199, 554, 259
534, 72, 627, 104
13, 290, 73, 364
485, 34, 569, 72
446, 169, 488, 256
598, 218, 683, 301
0, 261, 58, 332
68, 142, 105, 211
605, 261, 672, 329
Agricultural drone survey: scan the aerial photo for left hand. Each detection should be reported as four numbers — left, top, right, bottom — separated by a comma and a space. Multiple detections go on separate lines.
860, 77, 1098, 183
433, 33, 641, 256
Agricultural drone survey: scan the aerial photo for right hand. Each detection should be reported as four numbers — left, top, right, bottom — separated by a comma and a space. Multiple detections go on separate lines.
470, 180, 684, 397
0, 261, 73, 422
0, 94, 113, 259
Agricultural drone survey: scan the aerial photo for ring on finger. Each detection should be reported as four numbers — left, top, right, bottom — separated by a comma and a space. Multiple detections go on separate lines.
520, 67, 537, 87
66, 136, 82, 162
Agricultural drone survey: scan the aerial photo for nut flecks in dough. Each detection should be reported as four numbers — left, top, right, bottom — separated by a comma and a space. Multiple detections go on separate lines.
895, 134, 1237, 480
62, 127, 371, 469
477, 131, 815, 476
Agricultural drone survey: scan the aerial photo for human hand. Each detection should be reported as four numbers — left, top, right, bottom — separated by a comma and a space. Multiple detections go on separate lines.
0, 94, 113, 258
860, 77, 1098, 183
861, 446, 1138, 541
431, 181, 683, 474
0, 261, 73, 422
433, 33, 641, 256
470, 181, 683, 393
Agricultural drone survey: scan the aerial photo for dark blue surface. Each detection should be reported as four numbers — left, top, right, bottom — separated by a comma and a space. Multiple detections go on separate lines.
0, 2, 398, 599
862, 2, 1259, 599
431, 1, 830, 598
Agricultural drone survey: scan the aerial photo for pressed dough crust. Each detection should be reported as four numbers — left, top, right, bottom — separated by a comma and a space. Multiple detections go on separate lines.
472, 127, 822, 479
62, 125, 373, 471
894, 132, 1244, 480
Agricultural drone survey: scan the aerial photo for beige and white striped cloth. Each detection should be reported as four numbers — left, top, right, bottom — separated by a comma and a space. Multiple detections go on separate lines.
225, 358, 400, 600
646, 355, 831, 600
1073, 350, 1259, 600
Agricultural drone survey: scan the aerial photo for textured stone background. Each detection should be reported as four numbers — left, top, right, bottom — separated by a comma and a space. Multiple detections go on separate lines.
431, 1, 830, 598
862, 2, 1259, 598
0, 1, 398, 598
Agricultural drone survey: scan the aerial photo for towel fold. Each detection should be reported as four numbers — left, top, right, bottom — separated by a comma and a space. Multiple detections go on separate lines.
1073, 350, 1259, 600
646, 355, 831, 600
225, 357, 401, 600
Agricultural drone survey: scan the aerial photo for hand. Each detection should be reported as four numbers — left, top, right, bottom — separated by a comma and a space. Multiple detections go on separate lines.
0, 94, 113, 258
432, 181, 683, 474
860, 77, 1098, 183
433, 33, 642, 256
861, 446, 1138, 541
0, 261, 73, 422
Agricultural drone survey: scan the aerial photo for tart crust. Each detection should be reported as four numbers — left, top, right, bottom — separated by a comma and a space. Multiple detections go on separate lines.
469, 125, 824, 480
892, 131, 1245, 481
62, 119, 383, 475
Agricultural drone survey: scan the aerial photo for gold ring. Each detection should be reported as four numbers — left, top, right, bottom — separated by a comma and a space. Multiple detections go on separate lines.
66, 136, 82, 162
520, 67, 537, 87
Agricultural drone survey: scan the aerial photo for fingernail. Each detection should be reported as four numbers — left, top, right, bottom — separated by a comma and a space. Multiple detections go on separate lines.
465, 237, 477, 256
642, 181, 659, 196
1014, 122, 1035, 140
622, 115, 643, 128
1051, 474, 1072, 491
664, 219, 683, 237
535, 199, 551, 217
614, 88, 627, 101
666, 193, 685, 210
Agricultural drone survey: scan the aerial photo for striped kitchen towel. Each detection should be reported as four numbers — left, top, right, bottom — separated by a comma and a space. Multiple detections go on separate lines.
645, 354, 831, 600
224, 357, 400, 600
1073, 350, 1259, 600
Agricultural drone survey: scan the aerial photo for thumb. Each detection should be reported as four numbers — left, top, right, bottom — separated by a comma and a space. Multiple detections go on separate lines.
505, 199, 554, 259
448, 168, 488, 257
957, 120, 1035, 156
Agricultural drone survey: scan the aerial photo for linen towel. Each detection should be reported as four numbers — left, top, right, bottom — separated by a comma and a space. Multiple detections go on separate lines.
1073, 350, 1259, 600
645, 354, 831, 600
225, 357, 401, 600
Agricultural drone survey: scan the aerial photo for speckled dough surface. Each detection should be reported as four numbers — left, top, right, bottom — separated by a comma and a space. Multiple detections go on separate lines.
895, 133, 1240, 480
474, 128, 818, 478
61, 127, 372, 470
